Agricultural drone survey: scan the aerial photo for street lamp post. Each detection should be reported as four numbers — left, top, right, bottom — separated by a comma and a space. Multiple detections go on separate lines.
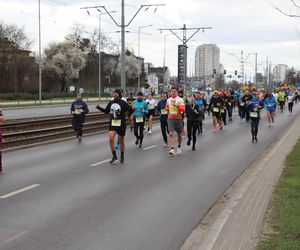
80, 7, 116, 100
163, 34, 172, 90
38, 0, 42, 104
138, 24, 152, 91
95, 3, 165, 92
97, 11, 116, 101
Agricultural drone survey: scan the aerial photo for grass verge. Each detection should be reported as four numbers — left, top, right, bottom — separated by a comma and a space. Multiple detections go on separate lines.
257, 139, 300, 250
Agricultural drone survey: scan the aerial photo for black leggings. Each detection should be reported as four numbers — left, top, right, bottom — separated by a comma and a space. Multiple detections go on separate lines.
251, 117, 260, 138
72, 116, 84, 137
221, 110, 227, 124
134, 120, 145, 143
198, 119, 203, 133
160, 120, 168, 144
242, 107, 250, 122
187, 120, 199, 147
279, 101, 285, 112
288, 102, 293, 113
227, 106, 233, 120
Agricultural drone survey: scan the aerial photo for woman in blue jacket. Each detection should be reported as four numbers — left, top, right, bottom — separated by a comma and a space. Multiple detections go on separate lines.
132, 92, 149, 148
264, 93, 277, 127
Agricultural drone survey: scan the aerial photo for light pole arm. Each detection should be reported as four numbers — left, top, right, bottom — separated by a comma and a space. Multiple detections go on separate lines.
100, 6, 121, 27
126, 4, 165, 27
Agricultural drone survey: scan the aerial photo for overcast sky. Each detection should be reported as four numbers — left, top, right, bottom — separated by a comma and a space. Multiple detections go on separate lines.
1, 0, 300, 80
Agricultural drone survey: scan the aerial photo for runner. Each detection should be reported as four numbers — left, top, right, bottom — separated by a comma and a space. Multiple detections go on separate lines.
220, 91, 229, 126
70, 93, 89, 142
294, 89, 298, 104
195, 91, 206, 134
96, 89, 133, 164
247, 91, 264, 143
226, 91, 235, 122
287, 92, 295, 115
264, 93, 277, 127
156, 92, 169, 147
145, 94, 156, 135
166, 86, 186, 156
240, 89, 252, 122
126, 92, 136, 131
278, 89, 286, 112
235, 89, 243, 120
0, 109, 5, 174
186, 95, 202, 151
209, 90, 224, 133
205, 89, 213, 116
132, 92, 148, 148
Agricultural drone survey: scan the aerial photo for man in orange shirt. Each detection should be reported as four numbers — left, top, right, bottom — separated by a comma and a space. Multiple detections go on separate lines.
166, 86, 186, 156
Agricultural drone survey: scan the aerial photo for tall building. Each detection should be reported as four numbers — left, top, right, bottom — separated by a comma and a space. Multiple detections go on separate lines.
273, 64, 288, 83
195, 44, 220, 83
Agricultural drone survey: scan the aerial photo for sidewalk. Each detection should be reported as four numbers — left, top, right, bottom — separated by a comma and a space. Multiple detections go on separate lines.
182, 114, 300, 250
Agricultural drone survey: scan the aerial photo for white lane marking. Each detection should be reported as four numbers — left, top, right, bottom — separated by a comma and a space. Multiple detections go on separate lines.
90, 159, 111, 167
0, 184, 40, 199
143, 145, 158, 151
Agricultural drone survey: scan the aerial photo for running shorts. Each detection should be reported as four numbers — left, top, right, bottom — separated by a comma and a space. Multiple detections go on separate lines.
146, 109, 155, 118
168, 119, 183, 134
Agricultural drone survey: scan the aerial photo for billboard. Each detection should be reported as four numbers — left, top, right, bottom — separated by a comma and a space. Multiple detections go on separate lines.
178, 45, 187, 85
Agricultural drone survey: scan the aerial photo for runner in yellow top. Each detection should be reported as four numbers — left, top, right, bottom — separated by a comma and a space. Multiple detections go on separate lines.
278, 89, 286, 113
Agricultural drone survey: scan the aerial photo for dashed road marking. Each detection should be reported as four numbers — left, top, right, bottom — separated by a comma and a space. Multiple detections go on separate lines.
0, 184, 40, 199
143, 145, 158, 151
90, 159, 111, 167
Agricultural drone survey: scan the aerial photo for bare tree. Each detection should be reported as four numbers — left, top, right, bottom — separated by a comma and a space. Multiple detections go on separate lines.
0, 20, 34, 50
272, 0, 300, 18
65, 23, 116, 54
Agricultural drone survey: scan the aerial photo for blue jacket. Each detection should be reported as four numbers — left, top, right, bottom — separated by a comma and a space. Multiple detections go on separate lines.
195, 98, 205, 111
247, 98, 264, 117
264, 97, 277, 112
133, 100, 148, 117
156, 99, 168, 122
71, 100, 89, 115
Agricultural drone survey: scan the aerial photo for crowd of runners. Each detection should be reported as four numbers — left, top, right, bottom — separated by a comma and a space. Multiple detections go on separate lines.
0, 86, 299, 172
71, 85, 300, 165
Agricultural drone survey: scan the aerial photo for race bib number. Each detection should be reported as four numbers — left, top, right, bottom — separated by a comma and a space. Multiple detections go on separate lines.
220, 109, 225, 113
161, 109, 168, 115
213, 107, 219, 112
111, 119, 121, 127
250, 112, 258, 118
135, 117, 144, 123
240, 102, 245, 107
75, 109, 82, 115
170, 105, 178, 115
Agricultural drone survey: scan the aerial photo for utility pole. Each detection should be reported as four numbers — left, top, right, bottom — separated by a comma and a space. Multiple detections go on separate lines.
241, 50, 244, 84
80, 7, 116, 100
158, 24, 212, 91
96, 2, 165, 92
269, 61, 272, 88
138, 24, 152, 91
163, 34, 172, 89
38, 0, 42, 104
255, 53, 258, 88
266, 56, 269, 87
229, 51, 257, 86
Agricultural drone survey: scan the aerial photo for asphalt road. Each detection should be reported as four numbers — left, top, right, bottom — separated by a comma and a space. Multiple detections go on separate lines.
0, 105, 299, 250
